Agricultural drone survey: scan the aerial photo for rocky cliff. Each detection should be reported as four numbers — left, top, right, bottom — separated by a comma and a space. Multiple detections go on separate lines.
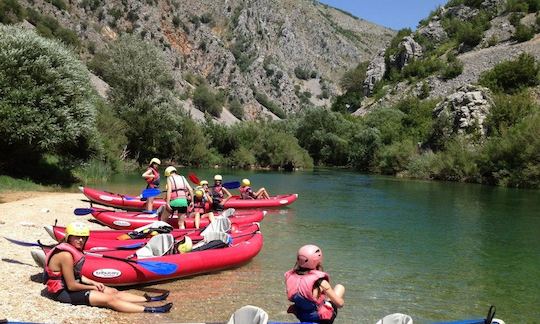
14, 0, 393, 122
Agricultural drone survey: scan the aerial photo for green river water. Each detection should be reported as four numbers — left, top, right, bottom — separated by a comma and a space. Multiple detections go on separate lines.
82, 169, 540, 323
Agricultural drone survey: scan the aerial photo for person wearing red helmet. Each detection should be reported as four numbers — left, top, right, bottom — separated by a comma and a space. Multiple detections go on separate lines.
284, 245, 345, 323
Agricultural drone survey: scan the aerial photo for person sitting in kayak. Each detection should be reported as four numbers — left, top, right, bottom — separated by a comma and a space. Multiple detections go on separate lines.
210, 174, 232, 211
142, 158, 161, 212
44, 222, 173, 313
188, 189, 215, 229
160, 166, 193, 229
240, 178, 270, 199
284, 245, 345, 324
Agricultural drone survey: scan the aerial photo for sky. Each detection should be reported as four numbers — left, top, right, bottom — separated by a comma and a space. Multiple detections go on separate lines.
318, 0, 449, 30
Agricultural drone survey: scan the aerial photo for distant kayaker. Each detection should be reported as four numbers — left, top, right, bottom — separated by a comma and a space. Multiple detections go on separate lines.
240, 178, 270, 199
141, 158, 161, 211
284, 245, 345, 323
188, 188, 215, 229
44, 222, 172, 313
160, 166, 192, 229
210, 174, 232, 211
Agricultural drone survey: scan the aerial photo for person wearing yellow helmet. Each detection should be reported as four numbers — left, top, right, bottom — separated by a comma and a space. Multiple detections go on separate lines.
142, 158, 161, 211
210, 174, 232, 211
44, 222, 172, 313
159, 165, 193, 229
239, 178, 270, 200
187, 188, 215, 229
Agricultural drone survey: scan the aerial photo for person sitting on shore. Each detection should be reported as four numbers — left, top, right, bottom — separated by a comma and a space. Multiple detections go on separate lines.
284, 244, 345, 323
210, 175, 232, 211
141, 158, 161, 211
44, 222, 172, 313
239, 178, 270, 200
160, 166, 192, 229
188, 189, 215, 229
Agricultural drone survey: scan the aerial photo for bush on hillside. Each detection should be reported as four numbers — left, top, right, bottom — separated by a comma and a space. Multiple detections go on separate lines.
253, 90, 286, 119
479, 53, 540, 93
513, 24, 535, 42
193, 84, 224, 117
0, 25, 98, 179
339, 61, 369, 92
228, 98, 244, 120
441, 59, 464, 79
25, 8, 80, 47
486, 92, 540, 135
0, 0, 25, 24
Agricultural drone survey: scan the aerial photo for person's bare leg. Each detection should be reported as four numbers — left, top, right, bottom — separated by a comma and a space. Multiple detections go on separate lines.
146, 197, 154, 211
194, 212, 201, 229
333, 284, 345, 298
89, 291, 145, 313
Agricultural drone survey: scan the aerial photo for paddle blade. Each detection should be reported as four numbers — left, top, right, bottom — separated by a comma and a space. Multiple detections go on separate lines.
188, 172, 200, 185
4, 237, 40, 247
137, 260, 178, 275
141, 188, 161, 199
117, 242, 146, 250
74, 208, 94, 216
223, 181, 241, 189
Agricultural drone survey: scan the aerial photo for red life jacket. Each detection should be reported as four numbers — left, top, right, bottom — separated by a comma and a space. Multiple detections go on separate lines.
211, 185, 223, 199
239, 186, 253, 199
169, 175, 188, 199
188, 196, 209, 213
44, 243, 85, 294
284, 269, 334, 321
145, 167, 160, 188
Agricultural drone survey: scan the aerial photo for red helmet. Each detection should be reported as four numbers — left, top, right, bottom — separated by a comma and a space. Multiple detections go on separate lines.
297, 244, 322, 270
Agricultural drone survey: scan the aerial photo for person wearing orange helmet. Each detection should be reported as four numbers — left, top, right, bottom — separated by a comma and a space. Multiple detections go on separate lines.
43, 222, 172, 313
142, 158, 161, 211
239, 178, 270, 200
284, 245, 345, 323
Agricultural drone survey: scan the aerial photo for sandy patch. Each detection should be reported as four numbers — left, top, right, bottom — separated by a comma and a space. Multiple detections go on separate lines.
0, 192, 163, 323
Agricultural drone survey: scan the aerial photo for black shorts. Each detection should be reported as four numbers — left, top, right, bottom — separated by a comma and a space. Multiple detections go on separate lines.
55, 289, 91, 306
171, 206, 187, 213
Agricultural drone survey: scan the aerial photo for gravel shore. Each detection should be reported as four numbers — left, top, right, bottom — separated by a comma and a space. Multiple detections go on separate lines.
0, 192, 170, 323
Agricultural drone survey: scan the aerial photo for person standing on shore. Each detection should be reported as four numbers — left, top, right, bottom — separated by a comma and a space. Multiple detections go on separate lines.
44, 222, 172, 313
142, 158, 161, 211
284, 244, 345, 324
160, 166, 192, 228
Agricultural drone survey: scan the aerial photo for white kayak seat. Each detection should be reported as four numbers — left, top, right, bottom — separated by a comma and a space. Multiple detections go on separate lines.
31, 250, 46, 269
375, 313, 413, 324
192, 231, 231, 250
200, 216, 231, 235
221, 208, 235, 218
491, 319, 505, 324
136, 233, 175, 259
227, 305, 268, 324
132, 221, 173, 234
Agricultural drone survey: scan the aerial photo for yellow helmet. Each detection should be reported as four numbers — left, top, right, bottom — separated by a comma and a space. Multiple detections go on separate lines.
241, 178, 250, 186
195, 189, 204, 198
200, 180, 209, 186
149, 158, 161, 166
164, 166, 177, 177
214, 175, 223, 181
66, 222, 90, 239
177, 236, 192, 254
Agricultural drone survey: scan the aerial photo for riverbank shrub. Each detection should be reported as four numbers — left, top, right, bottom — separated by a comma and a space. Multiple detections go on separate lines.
0, 26, 98, 182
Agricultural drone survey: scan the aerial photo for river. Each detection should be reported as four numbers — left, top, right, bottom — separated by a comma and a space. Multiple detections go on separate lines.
82, 168, 540, 323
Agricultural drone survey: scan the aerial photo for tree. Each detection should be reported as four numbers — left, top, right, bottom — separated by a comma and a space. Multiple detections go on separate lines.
0, 25, 98, 180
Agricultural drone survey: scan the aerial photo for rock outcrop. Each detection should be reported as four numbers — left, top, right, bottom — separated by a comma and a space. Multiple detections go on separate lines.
390, 36, 423, 70
362, 50, 386, 96
432, 84, 494, 141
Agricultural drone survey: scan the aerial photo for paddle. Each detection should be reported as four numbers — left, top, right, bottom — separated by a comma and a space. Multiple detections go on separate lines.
74, 208, 155, 216
4, 237, 146, 251
4, 237, 177, 275
188, 172, 240, 189
84, 252, 177, 275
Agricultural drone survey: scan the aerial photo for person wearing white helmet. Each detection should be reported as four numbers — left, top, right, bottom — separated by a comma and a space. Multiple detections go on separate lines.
239, 178, 270, 200
43, 222, 172, 313
284, 245, 345, 323
210, 174, 232, 211
159, 165, 193, 228
142, 158, 161, 211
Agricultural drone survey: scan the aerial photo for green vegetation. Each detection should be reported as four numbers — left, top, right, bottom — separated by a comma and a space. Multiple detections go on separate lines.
253, 90, 286, 119
479, 53, 539, 94
228, 98, 244, 120
0, 0, 25, 24
0, 26, 98, 184
193, 84, 224, 117
0, 175, 50, 193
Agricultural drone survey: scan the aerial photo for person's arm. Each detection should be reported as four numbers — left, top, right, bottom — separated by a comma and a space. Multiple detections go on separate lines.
319, 280, 344, 308
185, 178, 193, 198
222, 187, 232, 198
142, 169, 153, 180
57, 253, 101, 292
80, 275, 106, 292
166, 177, 172, 203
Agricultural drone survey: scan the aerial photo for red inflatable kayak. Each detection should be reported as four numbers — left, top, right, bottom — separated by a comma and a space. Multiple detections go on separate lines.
80, 186, 298, 210
81, 207, 265, 230
44, 222, 260, 252
37, 229, 263, 286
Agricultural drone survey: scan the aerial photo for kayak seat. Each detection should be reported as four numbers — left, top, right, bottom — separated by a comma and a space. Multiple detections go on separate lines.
136, 234, 175, 259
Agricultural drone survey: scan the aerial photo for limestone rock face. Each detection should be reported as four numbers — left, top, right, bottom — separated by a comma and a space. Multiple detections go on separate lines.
363, 50, 386, 96
417, 19, 448, 44
390, 36, 423, 70
433, 85, 494, 141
